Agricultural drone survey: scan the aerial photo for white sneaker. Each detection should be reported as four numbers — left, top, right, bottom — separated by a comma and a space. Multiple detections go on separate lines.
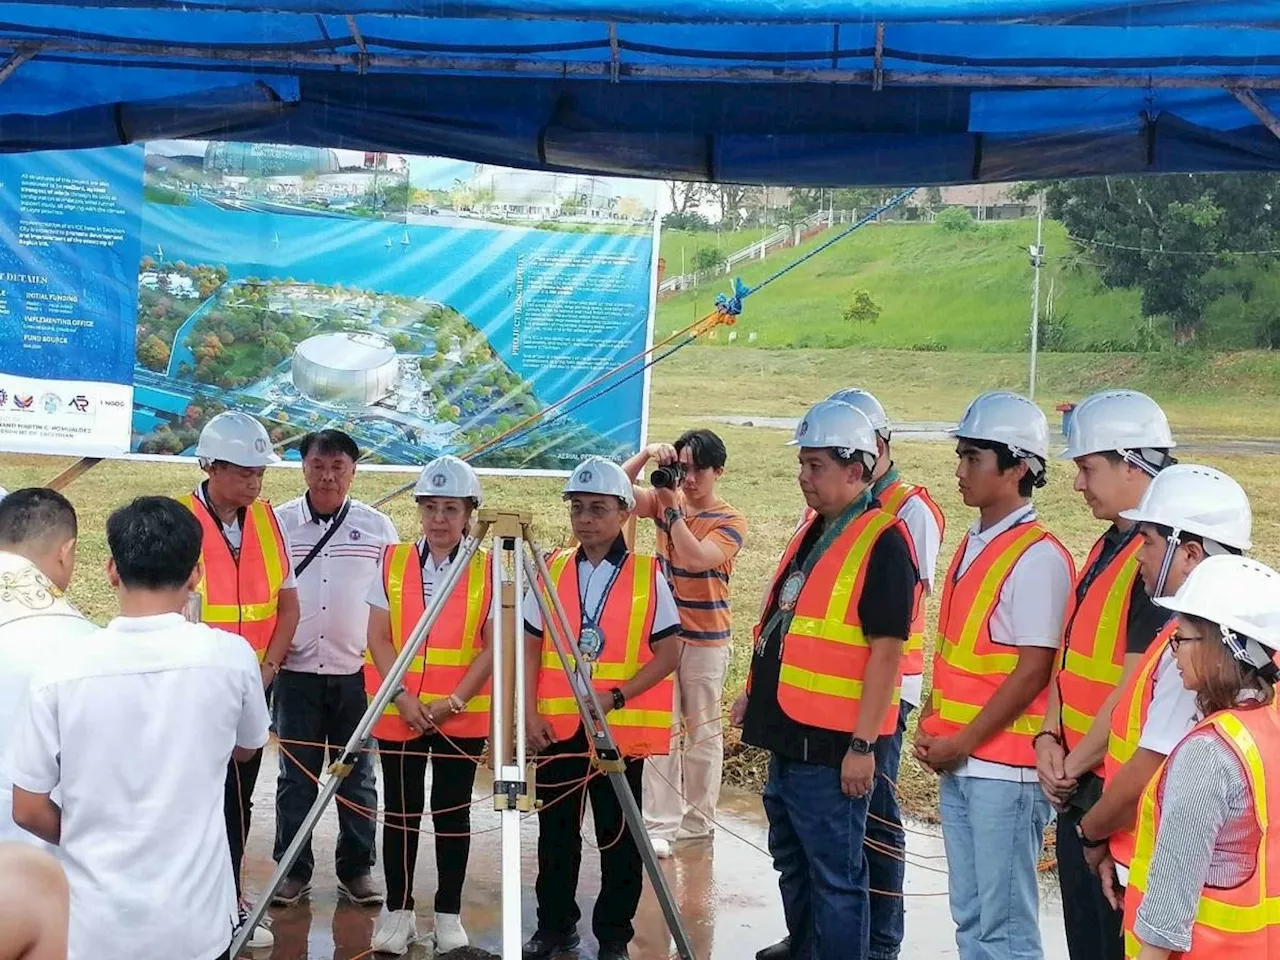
650, 838, 674, 859
432, 912, 469, 953
371, 909, 417, 955
235, 908, 275, 950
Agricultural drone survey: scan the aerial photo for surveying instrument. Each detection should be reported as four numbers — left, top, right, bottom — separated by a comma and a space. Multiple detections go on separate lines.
231, 508, 698, 959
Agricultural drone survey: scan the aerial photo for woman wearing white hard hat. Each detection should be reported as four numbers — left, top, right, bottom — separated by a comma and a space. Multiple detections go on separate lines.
917, 390, 1076, 960
1114, 556, 1280, 960
365, 455, 494, 955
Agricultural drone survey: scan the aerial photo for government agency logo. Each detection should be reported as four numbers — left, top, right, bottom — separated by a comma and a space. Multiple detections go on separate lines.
430, 472, 447, 488
41, 393, 60, 414
253, 437, 267, 454
577, 469, 593, 483
797, 419, 809, 438
0, 389, 8, 407
349, 530, 361, 541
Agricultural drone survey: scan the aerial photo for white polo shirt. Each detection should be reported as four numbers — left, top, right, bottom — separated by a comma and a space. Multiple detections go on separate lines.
895, 494, 943, 708
7, 614, 270, 960
192, 485, 295, 589
946, 504, 1074, 783
522, 539, 681, 648
275, 495, 398, 675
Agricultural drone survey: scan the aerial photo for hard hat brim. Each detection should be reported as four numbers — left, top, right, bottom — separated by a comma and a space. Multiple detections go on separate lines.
1154, 596, 1280, 652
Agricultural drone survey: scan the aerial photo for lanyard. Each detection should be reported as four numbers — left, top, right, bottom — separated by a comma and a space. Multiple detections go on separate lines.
580, 556, 624, 630
196, 482, 245, 564
293, 499, 351, 577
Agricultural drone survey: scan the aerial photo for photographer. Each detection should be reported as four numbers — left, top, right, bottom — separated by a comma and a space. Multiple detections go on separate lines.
622, 430, 747, 858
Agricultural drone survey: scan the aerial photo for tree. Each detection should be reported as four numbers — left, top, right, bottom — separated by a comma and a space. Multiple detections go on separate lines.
1041, 173, 1280, 339
137, 334, 171, 371
665, 180, 706, 216
691, 245, 727, 272
842, 289, 882, 325
709, 184, 754, 229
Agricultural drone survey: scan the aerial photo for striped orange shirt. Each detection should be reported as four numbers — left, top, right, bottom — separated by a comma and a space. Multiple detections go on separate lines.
655, 502, 748, 645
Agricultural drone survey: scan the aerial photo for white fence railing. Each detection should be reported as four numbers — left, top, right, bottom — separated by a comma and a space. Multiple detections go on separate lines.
658, 208, 834, 296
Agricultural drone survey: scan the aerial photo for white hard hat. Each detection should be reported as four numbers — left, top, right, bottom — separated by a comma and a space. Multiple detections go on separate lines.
1157, 556, 1280, 662
414, 455, 482, 506
1059, 390, 1175, 470
195, 411, 279, 467
788, 400, 879, 459
826, 388, 890, 434
952, 391, 1049, 462
564, 456, 635, 510
1119, 464, 1252, 551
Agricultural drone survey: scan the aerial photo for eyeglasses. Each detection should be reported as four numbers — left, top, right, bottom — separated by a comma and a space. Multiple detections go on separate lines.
1170, 630, 1204, 652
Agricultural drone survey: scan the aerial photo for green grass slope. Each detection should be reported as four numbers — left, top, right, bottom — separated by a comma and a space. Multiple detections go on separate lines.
656, 219, 1147, 352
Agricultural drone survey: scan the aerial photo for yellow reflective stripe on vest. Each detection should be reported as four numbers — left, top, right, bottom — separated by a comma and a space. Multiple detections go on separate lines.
540, 651, 631, 683
625, 555, 654, 670
459, 552, 487, 660
1061, 702, 1097, 739
1062, 548, 1135, 684
249, 501, 286, 599
199, 599, 279, 622
943, 526, 1045, 674
386, 543, 414, 649
788, 511, 894, 646
385, 695, 492, 716
778, 663, 894, 701
536, 697, 669, 729
933, 695, 1041, 735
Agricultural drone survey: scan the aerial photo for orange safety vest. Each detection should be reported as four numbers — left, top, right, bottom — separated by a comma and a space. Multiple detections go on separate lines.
365, 543, 493, 741
754, 506, 907, 736
1123, 700, 1280, 959
877, 479, 945, 679
535, 549, 673, 757
921, 521, 1076, 767
1056, 534, 1144, 763
1104, 618, 1177, 869
180, 492, 289, 657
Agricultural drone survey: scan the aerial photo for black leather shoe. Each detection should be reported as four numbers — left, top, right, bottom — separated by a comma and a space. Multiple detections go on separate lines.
597, 942, 630, 960
756, 937, 792, 960
522, 930, 582, 959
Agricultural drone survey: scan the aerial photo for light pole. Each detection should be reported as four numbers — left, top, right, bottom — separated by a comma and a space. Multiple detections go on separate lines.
1028, 192, 1046, 400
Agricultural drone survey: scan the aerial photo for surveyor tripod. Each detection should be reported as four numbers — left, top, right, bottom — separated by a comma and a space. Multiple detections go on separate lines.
231, 508, 697, 960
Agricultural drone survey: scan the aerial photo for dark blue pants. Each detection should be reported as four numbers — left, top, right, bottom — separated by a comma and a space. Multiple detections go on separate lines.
763, 753, 872, 960
271, 669, 378, 883
867, 701, 913, 960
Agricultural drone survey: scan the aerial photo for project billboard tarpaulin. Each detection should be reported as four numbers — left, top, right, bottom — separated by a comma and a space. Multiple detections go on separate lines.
0, 139, 660, 473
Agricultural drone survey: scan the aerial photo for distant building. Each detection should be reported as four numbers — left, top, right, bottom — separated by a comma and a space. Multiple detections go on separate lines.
292, 332, 400, 406
204, 142, 341, 178
467, 165, 650, 222
909, 183, 1036, 221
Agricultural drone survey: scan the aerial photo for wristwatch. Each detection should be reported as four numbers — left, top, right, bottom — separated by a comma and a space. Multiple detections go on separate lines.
1076, 822, 1108, 849
849, 736, 875, 756
664, 507, 683, 527
611, 687, 627, 711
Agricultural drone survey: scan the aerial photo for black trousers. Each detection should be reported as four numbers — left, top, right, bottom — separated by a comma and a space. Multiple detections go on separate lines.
534, 726, 646, 947
224, 748, 263, 901
272, 670, 378, 883
1057, 805, 1123, 960
378, 732, 486, 914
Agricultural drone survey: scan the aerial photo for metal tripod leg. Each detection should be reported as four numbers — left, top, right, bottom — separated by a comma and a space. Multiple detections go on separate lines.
228, 530, 487, 958
522, 543, 697, 960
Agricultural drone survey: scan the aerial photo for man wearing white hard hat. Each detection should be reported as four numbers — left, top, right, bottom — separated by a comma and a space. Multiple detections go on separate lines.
365, 454, 496, 956
522, 456, 682, 960
269, 431, 396, 912
1077, 465, 1251, 909
180, 410, 299, 951
1117, 555, 1280, 960
733, 400, 917, 960
1035, 390, 1176, 960
915, 391, 1075, 960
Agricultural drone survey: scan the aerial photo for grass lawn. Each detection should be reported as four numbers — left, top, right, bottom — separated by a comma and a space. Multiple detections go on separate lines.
4, 345, 1280, 819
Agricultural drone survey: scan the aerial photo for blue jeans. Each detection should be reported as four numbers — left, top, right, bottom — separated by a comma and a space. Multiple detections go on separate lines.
867, 701, 913, 960
939, 773, 1053, 960
762, 754, 871, 960
272, 670, 378, 883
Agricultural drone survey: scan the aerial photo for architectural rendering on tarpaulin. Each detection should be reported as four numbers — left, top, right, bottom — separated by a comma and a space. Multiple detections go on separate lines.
291, 331, 400, 406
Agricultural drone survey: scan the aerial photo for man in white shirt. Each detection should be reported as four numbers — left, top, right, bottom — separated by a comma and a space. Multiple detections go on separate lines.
9, 495, 270, 960
0, 488, 97, 849
915, 392, 1075, 960
270, 430, 397, 907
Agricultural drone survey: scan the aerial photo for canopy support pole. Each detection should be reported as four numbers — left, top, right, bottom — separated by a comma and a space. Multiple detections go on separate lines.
344, 15, 367, 73
872, 22, 884, 92
0, 46, 37, 85
1231, 87, 1280, 141
608, 23, 620, 83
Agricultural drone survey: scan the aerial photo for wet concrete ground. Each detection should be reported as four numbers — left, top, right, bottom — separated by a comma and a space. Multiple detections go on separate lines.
241, 744, 1067, 959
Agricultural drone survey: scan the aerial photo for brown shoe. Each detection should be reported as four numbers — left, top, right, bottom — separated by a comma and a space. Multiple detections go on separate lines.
269, 876, 311, 907
337, 873, 384, 906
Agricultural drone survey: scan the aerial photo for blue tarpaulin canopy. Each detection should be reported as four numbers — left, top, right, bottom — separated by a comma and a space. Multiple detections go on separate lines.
8, 1, 1280, 183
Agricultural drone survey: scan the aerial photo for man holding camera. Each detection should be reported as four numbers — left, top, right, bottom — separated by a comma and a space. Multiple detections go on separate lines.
622, 430, 747, 857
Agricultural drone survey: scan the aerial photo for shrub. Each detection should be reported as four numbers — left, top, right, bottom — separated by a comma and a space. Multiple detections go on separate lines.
936, 207, 977, 233
691, 245, 727, 272
842, 289, 882, 325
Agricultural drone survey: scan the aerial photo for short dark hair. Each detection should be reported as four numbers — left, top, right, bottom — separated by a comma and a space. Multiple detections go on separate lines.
964, 438, 1043, 497
1098, 449, 1176, 472
0, 488, 77, 547
107, 496, 203, 590
674, 429, 727, 471
299, 430, 359, 462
